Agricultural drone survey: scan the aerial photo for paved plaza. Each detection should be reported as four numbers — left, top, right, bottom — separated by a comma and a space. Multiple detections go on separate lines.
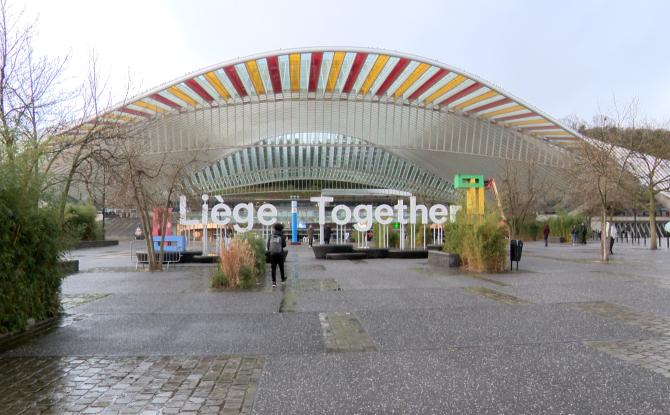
2, 240, 670, 414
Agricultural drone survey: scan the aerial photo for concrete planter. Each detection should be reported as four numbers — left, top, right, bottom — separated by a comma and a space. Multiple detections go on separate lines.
428, 250, 461, 268
311, 244, 354, 259
426, 244, 444, 251
353, 248, 388, 258
387, 249, 429, 259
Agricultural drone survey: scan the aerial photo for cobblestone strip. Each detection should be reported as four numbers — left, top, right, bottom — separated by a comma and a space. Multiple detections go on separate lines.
0, 355, 264, 414
278, 289, 297, 313
290, 278, 341, 292
574, 302, 670, 379
462, 286, 532, 305
319, 312, 377, 352
572, 302, 670, 336
588, 338, 670, 378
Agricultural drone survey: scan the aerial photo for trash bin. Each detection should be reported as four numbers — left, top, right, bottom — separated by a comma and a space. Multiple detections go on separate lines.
510, 240, 523, 270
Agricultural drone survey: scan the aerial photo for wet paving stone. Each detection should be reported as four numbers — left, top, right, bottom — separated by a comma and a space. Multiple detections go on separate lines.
462, 286, 532, 305
295, 264, 326, 272
575, 301, 670, 379
278, 279, 341, 313
0, 356, 264, 414
588, 338, 670, 378
319, 312, 377, 352
573, 302, 670, 335
289, 278, 341, 292
61, 294, 110, 311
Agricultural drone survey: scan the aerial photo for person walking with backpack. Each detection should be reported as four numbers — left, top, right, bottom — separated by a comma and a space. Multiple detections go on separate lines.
267, 223, 287, 287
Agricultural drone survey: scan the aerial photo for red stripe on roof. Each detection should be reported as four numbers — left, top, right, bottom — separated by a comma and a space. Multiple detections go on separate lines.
119, 107, 150, 118
408, 68, 449, 101
437, 82, 482, 107
376, 58, 410, 96
342, 52, 367, 93
467, 97, 512, 114
495, 112, 537, 122
185, 79, 214, 102
308, 52, 323, 93
223, 66, 247, 97
150, 93, 181, 110
266, 56, 282, 94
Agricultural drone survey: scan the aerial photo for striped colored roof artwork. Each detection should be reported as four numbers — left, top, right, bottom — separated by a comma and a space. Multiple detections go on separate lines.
97, 48, 579, 144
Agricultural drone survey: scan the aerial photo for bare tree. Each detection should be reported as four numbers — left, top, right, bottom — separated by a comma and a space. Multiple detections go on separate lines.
0, 0, 69, 161
569, 104, 637, 262
105, 122, 203, 270
498, 160, 556, 238
621, 125, 670, 249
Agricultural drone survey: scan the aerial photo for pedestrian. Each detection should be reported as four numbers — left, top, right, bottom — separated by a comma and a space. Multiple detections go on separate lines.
323, 225, 332, 244
307, 224, 314, 246
580, 222, 588, 244
607, 222, 618, 255
134, 226, 143, 240
571, 225, 578, 245
267, 223, 287, 287
543, 224, 550, 247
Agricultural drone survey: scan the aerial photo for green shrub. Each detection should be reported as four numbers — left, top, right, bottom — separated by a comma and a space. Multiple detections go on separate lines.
371, 225, 401, 248
236, 232, 266, 279
517, 221, 540, 241
444, 212, 507, 272
211, 232, 266, 289
64, 203, 101, 241
0, 148, 66, 334
545, 213, 586, 242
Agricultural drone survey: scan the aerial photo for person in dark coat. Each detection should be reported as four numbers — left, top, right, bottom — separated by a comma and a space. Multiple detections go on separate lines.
543, 224, 550, 247
571, 225, 579, 245
267, 223, 287, 287
580, 222, 588, 244
323, 225, 332, 244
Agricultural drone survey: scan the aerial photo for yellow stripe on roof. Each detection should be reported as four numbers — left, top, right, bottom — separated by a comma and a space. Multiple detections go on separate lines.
168, 86, 197, 107
134, 100, 165, 114
424, 75, 466, 104
102, 113, 133, 122
326, 52, 345, 92
360, 55, 390, 95
289, 53, 301, 93
540, 131, 573, 136
245, 60, 266, 95
481, 104, 526, 118
453, 90, 498, 111
507, 118, 549, 127
393, 63, 430, 98
204, 71, 230, 100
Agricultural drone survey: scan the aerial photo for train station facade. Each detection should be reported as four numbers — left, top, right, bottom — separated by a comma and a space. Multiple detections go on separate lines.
83, 48, 582, 236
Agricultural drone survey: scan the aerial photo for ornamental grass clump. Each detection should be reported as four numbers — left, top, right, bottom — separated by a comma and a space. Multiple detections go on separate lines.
211, 233, 266, 289
444, 211, 507, 272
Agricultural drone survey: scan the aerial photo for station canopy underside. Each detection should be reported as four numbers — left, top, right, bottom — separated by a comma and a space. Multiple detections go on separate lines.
74, 47, 582, 202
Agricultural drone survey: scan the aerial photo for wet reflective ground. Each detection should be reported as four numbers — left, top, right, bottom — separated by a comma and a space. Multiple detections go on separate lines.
3, 240, 670, 414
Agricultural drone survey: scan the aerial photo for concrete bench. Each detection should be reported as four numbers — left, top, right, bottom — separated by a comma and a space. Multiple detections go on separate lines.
325, 252, 367, 260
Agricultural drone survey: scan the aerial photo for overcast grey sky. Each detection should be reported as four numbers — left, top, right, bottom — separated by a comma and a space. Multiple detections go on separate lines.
20, 0, 670, 123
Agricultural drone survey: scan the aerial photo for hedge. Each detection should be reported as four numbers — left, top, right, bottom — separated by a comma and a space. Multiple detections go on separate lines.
0, 153, 66, 334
